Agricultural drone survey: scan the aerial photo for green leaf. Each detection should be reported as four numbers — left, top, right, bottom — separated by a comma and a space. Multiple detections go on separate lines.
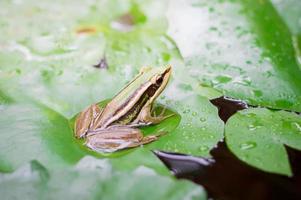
271, 0, 301, 69
225, 108, 301, 176
151, 94, 224, 156
0, 0, 179, 118
271, 0, 301, 35
0, 102, 174, 174
0, 102, 208, 197
0, 103, 85, 172
167, 0, 301, 112
0, 157, 206, 200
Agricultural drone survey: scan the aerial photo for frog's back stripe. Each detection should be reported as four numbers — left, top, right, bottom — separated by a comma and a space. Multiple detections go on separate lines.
113, 82, 160, 125
112, 70, 144, 100
101, 81, 152, 128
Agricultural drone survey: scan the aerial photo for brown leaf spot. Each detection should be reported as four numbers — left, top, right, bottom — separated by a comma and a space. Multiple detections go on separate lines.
76, 27, 97, 34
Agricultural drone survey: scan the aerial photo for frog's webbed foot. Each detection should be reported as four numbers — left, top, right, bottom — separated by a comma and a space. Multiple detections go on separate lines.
74, 104, 102, 138
85, 126, 166, 153
132, 131, 166, 146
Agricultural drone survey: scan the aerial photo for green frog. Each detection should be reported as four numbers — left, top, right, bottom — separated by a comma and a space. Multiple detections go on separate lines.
74, 65, 172, 153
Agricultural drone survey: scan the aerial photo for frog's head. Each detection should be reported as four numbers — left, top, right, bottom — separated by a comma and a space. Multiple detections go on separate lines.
145, 65, 172, 100
151, 65, 171, 88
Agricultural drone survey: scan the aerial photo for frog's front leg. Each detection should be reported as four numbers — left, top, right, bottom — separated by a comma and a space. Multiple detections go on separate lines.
131, 104, 173, 126
85, 126, 164, 153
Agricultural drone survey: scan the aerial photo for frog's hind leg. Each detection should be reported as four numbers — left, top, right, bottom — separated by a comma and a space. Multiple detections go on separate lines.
75, 104, 102, 138
85, 126, 143, 153
128, 131, 167, 148
85, 126, 166, 153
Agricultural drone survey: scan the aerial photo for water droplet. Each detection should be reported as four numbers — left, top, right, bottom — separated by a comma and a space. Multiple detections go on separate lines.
244, 113, 256, 118
292, 122, 301, 133
278, 92, 287, 98
247, 120, 263, 131
239, 141, 257, 150
248, 124, 256, 131
164, 142, 173, 151
199, 117, 206, 122
247, 123, 262, 131
199, 145, 209, 152
233, 76, 251, 86
192, 111, 197, 116
245, 60, 252, 65
264, 71, 273, 78
183, 109, 190, 114
186, 122, 192, 127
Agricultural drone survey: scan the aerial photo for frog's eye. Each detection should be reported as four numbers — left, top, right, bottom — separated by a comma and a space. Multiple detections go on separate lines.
156, 76, 163, 85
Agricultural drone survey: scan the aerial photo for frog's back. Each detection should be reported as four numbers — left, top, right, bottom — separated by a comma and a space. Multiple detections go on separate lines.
92, 66, 168, 129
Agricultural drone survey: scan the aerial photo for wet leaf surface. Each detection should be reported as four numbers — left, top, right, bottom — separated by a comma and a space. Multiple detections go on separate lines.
167, 0, 301, 112
225, 108, 301, 176
0, 104, 85, 172
0, 0, 178, 118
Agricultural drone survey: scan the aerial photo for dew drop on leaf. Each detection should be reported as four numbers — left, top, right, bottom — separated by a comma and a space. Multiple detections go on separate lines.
244, 113, 256, 118
188, 122, 193, 127
239, 141, 257, 150
183, 109, 190, 114
199, 117, 206, 122
248, 124, 257, 131
292, 122, 301, 133
198, 145, 209, 152
247, 123, 262, 131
